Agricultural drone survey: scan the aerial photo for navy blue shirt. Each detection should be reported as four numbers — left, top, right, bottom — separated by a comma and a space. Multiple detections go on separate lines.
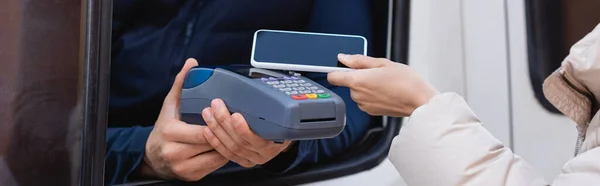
106, 0, 373, 184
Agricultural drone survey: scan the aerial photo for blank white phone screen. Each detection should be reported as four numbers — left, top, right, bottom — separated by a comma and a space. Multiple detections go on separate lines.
253, 31, 365, 68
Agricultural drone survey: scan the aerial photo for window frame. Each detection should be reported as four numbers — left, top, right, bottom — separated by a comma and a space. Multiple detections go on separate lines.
524, 0, 564, 114
81, 0, 113, 185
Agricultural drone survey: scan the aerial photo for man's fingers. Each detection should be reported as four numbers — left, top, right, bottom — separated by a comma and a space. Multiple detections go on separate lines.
202, 107, 260, 166
188, 150, 229, 169
338, 54, 387, 69
159, 142, 213, 162
231, 113, 271, 150
172, 150, 229, 181
188, 151, 229, 178
327, 71, 353, 87
162, 58, 199, 116
203, 128, 257, 168
162, 120, 210, 145
211, 99, 231, 125
210, 99, 259, 151
218, 112, 255, 150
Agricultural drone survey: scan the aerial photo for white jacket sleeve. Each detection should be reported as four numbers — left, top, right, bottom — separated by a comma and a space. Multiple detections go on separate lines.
553, 147, 600, 186
388, 93, 547, 186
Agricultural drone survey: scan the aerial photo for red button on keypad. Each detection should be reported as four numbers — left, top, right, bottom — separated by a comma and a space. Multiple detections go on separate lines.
291, 94, 307, 100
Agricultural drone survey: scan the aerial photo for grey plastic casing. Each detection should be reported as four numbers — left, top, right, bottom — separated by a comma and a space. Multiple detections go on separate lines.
180, 67, 346, 142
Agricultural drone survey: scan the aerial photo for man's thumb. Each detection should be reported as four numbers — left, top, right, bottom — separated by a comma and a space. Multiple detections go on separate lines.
338, 54, 387, 69
163, 58, 199, 114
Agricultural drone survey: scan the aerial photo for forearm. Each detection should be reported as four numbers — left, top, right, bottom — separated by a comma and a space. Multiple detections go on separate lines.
389, 93, 547, 186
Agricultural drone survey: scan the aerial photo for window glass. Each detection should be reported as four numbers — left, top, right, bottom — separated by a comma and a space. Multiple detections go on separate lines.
0, 0, 105, 185
526, 0, 600, 113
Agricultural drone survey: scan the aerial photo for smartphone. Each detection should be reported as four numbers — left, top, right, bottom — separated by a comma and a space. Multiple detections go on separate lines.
251, 29, 367, 73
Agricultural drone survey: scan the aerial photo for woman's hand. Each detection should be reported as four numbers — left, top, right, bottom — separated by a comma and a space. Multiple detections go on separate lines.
327, 54, 439, 117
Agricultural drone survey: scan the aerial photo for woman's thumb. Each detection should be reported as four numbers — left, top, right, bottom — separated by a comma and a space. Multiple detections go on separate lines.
162, 58, 199, 115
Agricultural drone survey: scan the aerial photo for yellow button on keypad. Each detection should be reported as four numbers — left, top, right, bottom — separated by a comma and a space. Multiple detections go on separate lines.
305, 93, 318, 99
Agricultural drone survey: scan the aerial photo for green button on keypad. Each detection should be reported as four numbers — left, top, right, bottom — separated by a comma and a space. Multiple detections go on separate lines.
317, 93, 331, 98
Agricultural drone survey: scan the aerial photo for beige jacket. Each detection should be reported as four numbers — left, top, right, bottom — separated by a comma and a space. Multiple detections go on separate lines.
388, 24, 600, 186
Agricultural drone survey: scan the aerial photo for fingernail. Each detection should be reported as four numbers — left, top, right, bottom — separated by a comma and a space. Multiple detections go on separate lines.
232, 114, 240, 126
203, 108, 212, 118
338, 53, 348, 60
211, 99, 219, 109
230, 113, 237, 122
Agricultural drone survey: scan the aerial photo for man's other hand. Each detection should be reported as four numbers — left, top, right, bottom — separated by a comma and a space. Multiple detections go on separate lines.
142, 58, 229, 181
202, 98, 293, 168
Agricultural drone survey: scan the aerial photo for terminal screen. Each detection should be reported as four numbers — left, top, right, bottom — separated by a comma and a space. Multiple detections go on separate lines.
230, 68, 271, 79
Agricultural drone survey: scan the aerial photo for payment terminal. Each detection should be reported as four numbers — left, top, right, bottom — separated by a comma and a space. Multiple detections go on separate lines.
180, 67, 346, 142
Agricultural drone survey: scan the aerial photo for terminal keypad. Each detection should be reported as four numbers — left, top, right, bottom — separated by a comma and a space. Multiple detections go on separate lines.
261, 76, 331, 100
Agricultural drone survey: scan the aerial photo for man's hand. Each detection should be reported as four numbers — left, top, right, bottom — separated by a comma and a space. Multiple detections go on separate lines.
201, 98, 293, 168
327, 54, 439, 117
142, 58, 229, 181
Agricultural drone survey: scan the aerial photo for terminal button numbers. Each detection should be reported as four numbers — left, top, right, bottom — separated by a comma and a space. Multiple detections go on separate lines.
262, 76, 330, 100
